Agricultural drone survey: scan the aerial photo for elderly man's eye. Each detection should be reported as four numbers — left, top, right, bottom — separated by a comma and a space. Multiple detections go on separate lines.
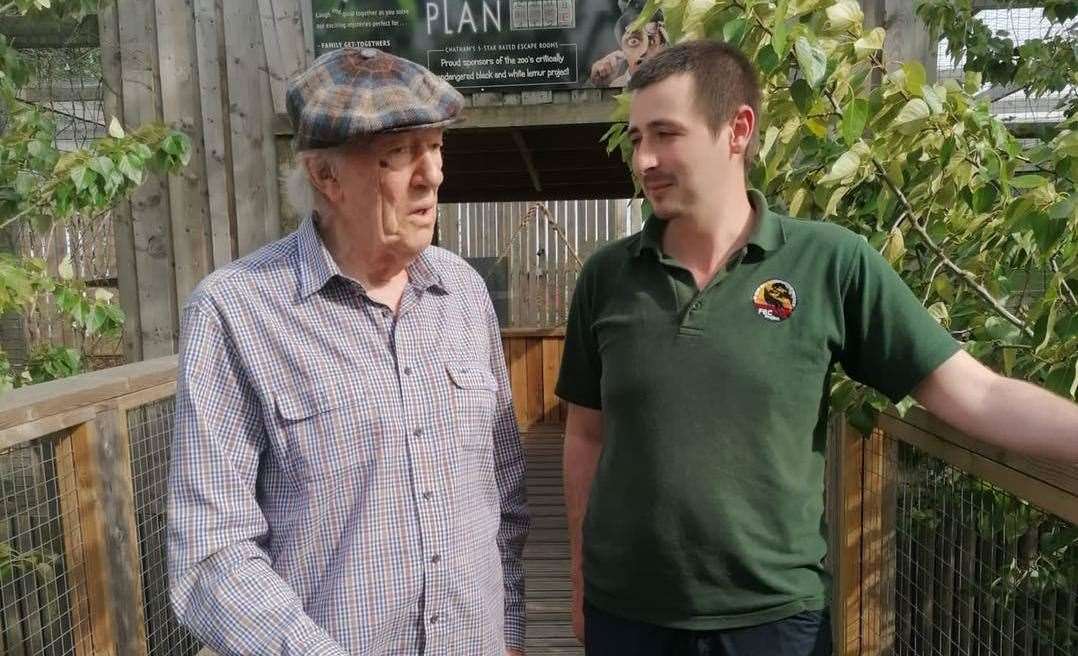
380, 145, 413, 169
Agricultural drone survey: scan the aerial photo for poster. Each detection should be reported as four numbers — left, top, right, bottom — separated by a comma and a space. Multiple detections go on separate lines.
310, 1, 669, 90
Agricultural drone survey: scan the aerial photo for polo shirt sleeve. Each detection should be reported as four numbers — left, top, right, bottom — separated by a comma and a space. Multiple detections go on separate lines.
839, 235, 961, 403
556, 258, 603, 409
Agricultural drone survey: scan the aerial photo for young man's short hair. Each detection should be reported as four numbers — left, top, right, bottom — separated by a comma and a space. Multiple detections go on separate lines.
627, 40, 762, 160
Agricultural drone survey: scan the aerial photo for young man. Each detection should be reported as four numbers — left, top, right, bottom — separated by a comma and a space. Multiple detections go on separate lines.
169, 48, 529, 655
557, 40, 1078, 656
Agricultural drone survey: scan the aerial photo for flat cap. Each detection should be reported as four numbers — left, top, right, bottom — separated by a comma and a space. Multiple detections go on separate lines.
286, 47, 464, 150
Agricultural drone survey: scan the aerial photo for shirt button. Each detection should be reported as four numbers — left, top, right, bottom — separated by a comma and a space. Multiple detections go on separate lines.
691, 302, 702, 311
429, 614, 440, 624
414, 427, 424, 437
430, 554, 441, 564
403, 366, 412, 376
422, 491, 433, 500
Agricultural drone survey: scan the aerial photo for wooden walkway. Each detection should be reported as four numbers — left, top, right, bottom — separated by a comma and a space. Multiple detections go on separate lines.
521, 427, 583, 655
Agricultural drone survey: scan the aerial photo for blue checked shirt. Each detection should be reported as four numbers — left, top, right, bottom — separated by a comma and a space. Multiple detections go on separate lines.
168, 216, 529, 655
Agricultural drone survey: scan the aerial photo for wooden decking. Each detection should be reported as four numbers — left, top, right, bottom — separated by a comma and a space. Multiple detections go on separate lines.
521, 427, 582, 655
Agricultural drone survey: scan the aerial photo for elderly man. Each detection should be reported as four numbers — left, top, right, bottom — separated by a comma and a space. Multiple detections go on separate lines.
168, 48, 529, 656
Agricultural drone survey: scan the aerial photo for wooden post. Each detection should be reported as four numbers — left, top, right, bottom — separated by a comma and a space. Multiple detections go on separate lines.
69, 411, 149, 656
861, 0, 939, 81
829, 418, 862, 656
56, 428, 96, 655
156, 0, 214, 312
193, 0, 238, 270
116, 0, 180, 359
223, 0, 282, 256
97, 1, 142, 364
860, 428, 897, 655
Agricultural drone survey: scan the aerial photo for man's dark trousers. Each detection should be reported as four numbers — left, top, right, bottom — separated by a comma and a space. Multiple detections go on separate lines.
584, 602, 832, 656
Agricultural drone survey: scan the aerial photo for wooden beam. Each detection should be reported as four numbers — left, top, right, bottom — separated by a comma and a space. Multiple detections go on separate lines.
878, 409, 1078, 524
0, 355, 178, 434
224, 0, 282, 255
98, 1, 142, 364
87, 408, 149, 655
512, 129, 543, 193
156, 0, 214, 313
194, 0, 239, 269
117, 0, 179, 359
830, 418, 863, 656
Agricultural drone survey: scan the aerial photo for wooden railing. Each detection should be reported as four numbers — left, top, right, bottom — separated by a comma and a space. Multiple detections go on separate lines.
0, 356, 178, 656
1, 341, 1075, 656
831, 409, 1078, 656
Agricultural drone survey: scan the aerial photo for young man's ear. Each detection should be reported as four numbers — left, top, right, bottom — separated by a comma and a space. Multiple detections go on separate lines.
728, 105, 757, 157
304, 155, 341, 203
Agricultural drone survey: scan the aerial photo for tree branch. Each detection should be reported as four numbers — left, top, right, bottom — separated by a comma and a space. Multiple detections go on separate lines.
872, 159, 1034, 338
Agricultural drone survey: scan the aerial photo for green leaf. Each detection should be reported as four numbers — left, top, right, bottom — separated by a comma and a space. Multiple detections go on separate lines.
772, 0, 790, 57
892, 98, 931, 134
841, 98, 869, 146
88, 156, 114, 177
819, 150, 861, 185
854, 27, 885, 58
882, 227, 906, 264
790, 78, 815, 115
722, 17, 747, 45
825, 0, 863, 32
971, 185, 998, 213
922, 84, 946, 114
108, 116, 125, 139
927, 302, 950, 327
1009, 174, 1045, 190
69, 166, 92, 192
903, 61, 927, 96
985, 316, 1022, 344
794, 37, 828, 88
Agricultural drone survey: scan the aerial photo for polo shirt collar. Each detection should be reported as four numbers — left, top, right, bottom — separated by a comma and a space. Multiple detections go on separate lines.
634, 189, 786, 258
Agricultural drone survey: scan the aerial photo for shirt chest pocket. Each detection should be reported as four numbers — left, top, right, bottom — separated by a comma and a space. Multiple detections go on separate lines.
272, 380, 376, 482
446, 362, 497, 451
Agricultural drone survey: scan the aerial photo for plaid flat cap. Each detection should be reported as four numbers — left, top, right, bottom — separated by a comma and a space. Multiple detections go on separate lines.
287, 47, 464, 150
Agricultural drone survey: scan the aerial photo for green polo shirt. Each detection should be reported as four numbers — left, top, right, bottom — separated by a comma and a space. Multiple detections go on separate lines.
556, 190, 959, 630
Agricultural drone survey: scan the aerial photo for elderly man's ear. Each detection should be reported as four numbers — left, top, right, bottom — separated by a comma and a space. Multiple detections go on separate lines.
305, 156, 342, 204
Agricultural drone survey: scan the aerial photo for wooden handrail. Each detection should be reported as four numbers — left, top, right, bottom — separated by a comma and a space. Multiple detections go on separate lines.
878, 406, 1078, 524
0, 356, 178, 446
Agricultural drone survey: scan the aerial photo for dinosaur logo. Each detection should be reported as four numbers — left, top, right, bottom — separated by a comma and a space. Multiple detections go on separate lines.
753, 279, 797, 322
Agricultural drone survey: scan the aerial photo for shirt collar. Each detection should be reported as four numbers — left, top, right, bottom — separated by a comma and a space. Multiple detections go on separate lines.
295, 213, 453, 300
634, 189, 787, 258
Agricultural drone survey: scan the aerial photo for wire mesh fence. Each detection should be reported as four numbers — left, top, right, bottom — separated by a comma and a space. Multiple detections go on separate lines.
863, 432, 1077, 656
0, 431, 93, 656
128, 396, 200, 656
937, 6, 1076, 125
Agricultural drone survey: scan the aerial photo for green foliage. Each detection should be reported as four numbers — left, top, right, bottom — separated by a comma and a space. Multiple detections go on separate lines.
0, 0, 191, 390
25, 343, 80, 382
917, 0, 1078, 118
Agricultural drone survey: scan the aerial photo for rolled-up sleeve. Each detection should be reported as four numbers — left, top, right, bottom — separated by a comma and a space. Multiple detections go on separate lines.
167, 297, 349, 656
484, 297, 530, 650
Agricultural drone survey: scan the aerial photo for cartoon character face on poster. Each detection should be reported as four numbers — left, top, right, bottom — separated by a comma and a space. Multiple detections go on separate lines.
589, 0, 668, 87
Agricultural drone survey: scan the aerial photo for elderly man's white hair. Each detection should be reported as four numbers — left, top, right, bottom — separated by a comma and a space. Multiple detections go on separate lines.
284, 144, 357, 219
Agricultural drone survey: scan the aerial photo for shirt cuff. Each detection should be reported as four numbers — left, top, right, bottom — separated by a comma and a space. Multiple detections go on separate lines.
504, 613, 526, 650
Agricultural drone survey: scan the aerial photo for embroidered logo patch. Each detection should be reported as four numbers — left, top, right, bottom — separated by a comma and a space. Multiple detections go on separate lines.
753, 279, 797, 322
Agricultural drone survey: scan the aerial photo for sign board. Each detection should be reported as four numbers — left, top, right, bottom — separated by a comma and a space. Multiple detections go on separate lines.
310, 1, 669, 90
